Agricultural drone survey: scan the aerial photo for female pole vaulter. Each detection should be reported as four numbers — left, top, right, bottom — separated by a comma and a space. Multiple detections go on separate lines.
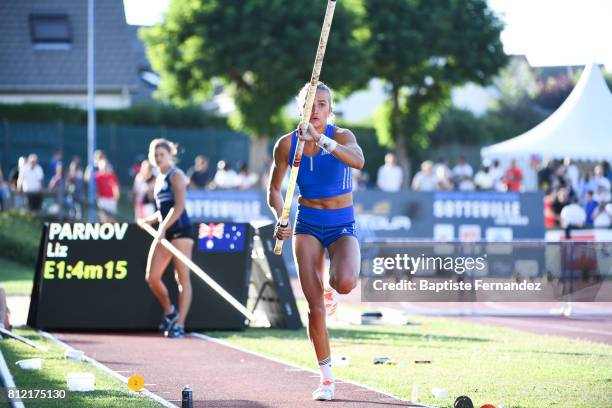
138, 138, 194, 339
267, 82, 365, 401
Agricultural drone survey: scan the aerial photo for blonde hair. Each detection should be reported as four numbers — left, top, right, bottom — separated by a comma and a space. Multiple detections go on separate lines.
148, 138, 178, 167
296, 81, 335, 122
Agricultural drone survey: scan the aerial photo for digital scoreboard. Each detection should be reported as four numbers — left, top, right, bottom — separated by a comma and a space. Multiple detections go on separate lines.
28, 222, 254, 331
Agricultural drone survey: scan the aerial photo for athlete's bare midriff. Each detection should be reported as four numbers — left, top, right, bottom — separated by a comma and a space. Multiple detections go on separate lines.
298, 192, 353, 210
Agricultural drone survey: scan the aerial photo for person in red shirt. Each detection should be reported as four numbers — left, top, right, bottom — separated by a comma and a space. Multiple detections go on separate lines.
543, 191, 557, 228
95, 158, 120, 219
504, 159, 523, 192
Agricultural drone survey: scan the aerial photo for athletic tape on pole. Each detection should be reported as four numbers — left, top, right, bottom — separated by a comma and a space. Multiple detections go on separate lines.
139, 219, 256, 322
274, 0, 338, 255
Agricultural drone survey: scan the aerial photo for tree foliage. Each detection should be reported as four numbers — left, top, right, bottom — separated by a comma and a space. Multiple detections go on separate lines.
480, 100, 547, 144
364, 0, 507, 159
531, 75, 574, 113
141, 0, 368, 138
492, 56, 538, 107
604, 70, 612, 91
428, 107, 485, 146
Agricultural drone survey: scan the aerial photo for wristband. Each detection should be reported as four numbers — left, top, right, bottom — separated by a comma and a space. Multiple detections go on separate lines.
316, 134, 338, 152
274, 219, 287, 232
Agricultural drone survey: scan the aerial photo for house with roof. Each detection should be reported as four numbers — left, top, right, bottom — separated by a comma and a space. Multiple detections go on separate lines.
0, 0, 153, 109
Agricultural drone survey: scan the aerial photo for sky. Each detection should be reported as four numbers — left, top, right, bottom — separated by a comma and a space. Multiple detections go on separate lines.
123, 0, 612, 68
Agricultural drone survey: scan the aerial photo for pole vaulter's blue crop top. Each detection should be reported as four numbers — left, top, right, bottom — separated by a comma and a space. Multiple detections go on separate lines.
287, 124, 352, 199
154, 167, 192, 232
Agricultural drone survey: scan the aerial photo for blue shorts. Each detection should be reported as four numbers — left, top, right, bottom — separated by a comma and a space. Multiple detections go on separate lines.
294, 205, 357, 248
165, 227, 195, 241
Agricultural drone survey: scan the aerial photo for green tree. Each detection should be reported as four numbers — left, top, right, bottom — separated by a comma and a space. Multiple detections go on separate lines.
491, 56, 538, 107
483, 56, 549, 144
428, 107, 486, 146
141, 0, 368, 167
604, 69, 612, 90
531, 75, 574, 113
480, 101, 547, 144
364, 0, 507, 177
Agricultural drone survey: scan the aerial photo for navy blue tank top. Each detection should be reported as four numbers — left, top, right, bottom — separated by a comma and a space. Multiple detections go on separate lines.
287, 124, 352, 199
153, 167, 191, 232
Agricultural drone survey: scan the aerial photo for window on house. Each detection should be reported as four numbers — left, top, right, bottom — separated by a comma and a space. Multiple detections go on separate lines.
30, 14, 72, 50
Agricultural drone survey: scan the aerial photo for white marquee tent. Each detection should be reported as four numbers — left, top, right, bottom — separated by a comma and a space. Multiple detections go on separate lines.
481, 63, 612, 163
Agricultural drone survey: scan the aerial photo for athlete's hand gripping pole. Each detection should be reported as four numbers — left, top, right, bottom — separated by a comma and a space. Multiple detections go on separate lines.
138, 210, 256, 322
273, 0, 338, 255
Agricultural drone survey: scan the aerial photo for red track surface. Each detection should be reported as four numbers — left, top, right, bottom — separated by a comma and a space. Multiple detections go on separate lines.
454, 315, 612, 344
291, 278, 612, 345
54, 332, 420, 407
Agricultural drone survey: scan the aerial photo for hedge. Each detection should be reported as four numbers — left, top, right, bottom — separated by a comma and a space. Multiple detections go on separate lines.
0, 210, 44, 266
0, 103, 229, 129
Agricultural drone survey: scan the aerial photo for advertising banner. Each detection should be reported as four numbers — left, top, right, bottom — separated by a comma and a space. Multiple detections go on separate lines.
186, 190, 546, 240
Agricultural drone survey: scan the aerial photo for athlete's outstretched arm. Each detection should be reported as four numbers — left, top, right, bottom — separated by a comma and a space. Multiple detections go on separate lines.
267, 136, 292, 240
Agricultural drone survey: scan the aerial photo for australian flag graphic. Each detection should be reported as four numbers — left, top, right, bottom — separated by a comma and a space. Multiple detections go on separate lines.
197, 222, 246, 252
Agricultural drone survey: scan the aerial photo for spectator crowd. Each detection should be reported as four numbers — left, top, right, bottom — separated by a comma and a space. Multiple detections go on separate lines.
1, 151, 85, 215
0, 148, 264, 219
375, 153, 612, 231
376, 153, 530, 193
541, 159, 612, 231
273, 151, 525, 194
1, 148, 611, 231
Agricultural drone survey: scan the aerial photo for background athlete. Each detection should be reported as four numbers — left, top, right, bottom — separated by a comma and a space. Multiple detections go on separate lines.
137, 138, 193, 338
267, 82, 365, 401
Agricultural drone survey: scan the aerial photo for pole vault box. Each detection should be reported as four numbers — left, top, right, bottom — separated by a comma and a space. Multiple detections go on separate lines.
28, 222, 253, 331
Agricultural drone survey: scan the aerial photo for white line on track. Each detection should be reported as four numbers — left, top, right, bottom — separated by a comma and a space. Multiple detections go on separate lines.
38, 331, 176, 408
189, 332, 432, 407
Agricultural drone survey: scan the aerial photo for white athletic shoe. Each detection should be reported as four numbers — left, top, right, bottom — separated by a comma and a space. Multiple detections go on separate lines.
324, 287, 337, 317
312, 379, 335, 401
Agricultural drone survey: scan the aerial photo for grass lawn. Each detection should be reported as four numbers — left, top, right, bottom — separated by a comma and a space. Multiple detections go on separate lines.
0, 258, 34, 296
0, 327, 162, 407
207, 317, 612, 408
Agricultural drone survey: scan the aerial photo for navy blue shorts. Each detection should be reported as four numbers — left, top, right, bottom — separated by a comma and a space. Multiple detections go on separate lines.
165, 227, 194, 241
294, 205, 357, 248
